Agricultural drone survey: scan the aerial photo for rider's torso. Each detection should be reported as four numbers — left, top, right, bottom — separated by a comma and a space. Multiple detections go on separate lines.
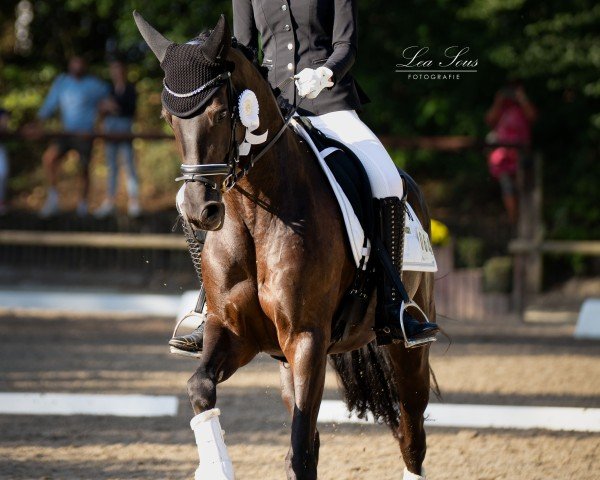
234, 0, 368, 116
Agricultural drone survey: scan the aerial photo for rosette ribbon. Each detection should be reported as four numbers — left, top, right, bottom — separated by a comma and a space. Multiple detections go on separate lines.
237, 89, 268, 156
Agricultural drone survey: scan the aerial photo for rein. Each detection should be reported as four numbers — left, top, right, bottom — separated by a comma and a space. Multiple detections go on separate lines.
233, 183, 280, 216
175, 73, 302, 193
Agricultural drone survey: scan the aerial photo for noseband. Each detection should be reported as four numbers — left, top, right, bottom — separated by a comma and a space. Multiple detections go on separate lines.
174, 71, 299, 192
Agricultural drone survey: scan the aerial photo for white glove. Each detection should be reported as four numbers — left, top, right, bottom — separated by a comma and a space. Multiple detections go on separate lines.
294, 66, 334, 99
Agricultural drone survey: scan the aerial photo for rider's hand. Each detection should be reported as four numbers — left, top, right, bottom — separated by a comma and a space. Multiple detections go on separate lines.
294, 67, 334, 99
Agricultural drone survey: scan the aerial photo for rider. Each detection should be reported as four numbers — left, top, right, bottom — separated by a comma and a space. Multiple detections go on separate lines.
169, 0, 439, 354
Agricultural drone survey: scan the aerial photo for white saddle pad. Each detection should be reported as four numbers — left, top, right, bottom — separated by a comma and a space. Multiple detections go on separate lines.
291, 119, 437, 272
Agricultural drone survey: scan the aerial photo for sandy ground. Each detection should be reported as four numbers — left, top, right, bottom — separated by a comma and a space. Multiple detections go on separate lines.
0, 311, 599, 479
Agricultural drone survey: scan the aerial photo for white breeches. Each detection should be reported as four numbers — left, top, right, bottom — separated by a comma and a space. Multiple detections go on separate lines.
306, 109, 404, 199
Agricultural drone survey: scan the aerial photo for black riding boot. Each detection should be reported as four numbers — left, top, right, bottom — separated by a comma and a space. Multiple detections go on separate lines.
374, 197, 439, 347
169, 223, 206, 356
169, 322, 205, 354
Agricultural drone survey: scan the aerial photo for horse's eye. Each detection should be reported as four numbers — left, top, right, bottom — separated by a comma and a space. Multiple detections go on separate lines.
215, 110, 228, 124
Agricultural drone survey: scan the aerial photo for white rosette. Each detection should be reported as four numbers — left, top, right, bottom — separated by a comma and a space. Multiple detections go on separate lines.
238, 89, 260, 130
237, 89, 268, 156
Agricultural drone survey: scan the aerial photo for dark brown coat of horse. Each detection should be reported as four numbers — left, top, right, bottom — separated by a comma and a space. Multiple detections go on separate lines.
145, 15, 434, 480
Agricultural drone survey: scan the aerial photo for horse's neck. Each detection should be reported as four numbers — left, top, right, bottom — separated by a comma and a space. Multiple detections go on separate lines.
230, 126, 318, 226
227, 49, 323, 229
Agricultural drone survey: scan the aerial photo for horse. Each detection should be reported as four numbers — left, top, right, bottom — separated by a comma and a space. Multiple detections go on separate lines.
135, 12, 435, 480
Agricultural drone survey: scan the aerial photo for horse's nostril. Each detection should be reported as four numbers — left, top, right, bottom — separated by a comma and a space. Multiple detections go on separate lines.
192, 202, 223, 230
203, 204, 220, 220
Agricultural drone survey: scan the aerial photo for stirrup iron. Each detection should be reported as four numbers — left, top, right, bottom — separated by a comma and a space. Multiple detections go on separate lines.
170, 309, 205, 358
399, 300, 437, 349
169, 346, 203, 359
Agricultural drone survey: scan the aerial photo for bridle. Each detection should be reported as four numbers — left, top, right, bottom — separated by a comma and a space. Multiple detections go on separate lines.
174, 70, 300, 193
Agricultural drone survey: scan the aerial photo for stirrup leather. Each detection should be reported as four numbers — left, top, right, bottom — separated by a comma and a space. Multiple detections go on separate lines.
170, 218, 207, 358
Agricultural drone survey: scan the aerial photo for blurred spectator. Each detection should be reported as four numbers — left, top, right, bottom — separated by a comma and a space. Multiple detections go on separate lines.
35, 56, 109, 217
485, 80, 537, 224
0, 108, 9, 215
95, 58, 141, 218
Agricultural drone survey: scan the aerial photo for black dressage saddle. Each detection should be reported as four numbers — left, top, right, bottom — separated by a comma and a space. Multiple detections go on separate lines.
295, 116, 375, 243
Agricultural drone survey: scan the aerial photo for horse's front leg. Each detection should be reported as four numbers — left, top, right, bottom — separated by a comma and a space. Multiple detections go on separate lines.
187, 316, 255, 480
282, 329, 328, 480
187, 318, 242, 412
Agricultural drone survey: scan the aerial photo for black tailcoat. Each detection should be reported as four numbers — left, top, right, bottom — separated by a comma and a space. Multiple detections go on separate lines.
232, 0, 370, 115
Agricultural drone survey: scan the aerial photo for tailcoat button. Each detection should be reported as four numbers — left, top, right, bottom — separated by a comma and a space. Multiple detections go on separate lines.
287, 43, 293, 50
281, 4, 288, 10
287, 63, 293, 71
284, 24, 291, 31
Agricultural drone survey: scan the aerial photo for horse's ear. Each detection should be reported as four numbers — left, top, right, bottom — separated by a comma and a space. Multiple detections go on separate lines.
201, 14, 231, 63
133, 10, 173, 63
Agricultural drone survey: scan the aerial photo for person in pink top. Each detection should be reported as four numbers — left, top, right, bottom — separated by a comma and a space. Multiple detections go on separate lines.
485, 80, 537, 224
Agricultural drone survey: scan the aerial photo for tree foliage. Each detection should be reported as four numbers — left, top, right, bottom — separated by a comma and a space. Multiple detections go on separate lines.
0, 0, 598, 241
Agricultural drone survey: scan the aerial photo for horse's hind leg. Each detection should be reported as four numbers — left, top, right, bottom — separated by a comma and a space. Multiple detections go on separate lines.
279, 362, 321, 467
389, 273, 435, 477
388, 343, 430, 477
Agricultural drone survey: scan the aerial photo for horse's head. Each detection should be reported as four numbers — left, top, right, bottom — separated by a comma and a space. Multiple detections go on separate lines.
134, 12, 279, 231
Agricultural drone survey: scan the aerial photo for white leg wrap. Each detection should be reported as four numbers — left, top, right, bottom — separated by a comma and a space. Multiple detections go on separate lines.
403, 466, 427, 479
190, 408, 235, 480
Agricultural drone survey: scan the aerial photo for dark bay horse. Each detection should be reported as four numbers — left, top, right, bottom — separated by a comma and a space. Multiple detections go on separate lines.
136, 13, 435, 480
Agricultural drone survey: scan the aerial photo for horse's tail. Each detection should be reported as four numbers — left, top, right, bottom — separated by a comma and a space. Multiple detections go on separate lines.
329, 342, 401, 432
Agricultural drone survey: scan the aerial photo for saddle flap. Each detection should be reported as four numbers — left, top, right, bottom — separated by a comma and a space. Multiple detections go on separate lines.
296, 116, 375, 239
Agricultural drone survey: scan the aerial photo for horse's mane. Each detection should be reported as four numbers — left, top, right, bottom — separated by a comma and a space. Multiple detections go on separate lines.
194, 29, 294, 116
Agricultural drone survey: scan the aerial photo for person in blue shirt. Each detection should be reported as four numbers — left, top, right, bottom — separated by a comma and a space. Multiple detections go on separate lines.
37, 56, 109, 217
